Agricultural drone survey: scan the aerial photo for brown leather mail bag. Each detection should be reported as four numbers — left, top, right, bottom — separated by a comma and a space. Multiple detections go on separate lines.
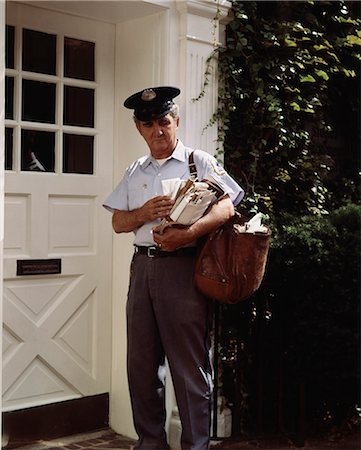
194, 212, 271, 304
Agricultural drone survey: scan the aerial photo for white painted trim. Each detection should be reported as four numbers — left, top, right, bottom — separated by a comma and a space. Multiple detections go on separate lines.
176, 0, 231, 20
0, 0, 5, 442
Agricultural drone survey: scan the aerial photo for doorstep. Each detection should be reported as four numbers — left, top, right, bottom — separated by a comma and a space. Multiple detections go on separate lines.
4, 428, 135, 450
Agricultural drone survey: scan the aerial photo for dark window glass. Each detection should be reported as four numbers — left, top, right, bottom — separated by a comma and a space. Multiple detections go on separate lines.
64, 86, 94, 127
21, 129, 55, 172
5, 128, 13, 170
22, 29, 56, 75
22, 80, 56, 123
63, 134, 94, 174
6, 25, 15, 69
6, 77, 14, 120
64, 37, 95, 81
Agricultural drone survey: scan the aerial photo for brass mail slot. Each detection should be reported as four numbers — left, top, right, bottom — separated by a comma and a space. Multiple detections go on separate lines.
17, 259, 61, 276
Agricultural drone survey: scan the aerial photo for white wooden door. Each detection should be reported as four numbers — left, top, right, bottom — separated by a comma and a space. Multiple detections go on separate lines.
3, 3, 114, 411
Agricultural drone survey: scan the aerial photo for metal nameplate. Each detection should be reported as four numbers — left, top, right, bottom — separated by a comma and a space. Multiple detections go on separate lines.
17, 259, 62, 276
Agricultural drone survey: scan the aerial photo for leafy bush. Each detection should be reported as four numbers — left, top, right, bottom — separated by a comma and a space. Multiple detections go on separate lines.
214, 1, 361, 218
210, 0, 361, 438
220, 204, 361, 436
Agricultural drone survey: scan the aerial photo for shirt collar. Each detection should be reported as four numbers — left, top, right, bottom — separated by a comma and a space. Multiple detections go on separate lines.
170, 140, 186, 162
140, 140, 186, 169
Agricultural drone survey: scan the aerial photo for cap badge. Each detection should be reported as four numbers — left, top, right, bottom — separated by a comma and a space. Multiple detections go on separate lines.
141, 89, 157, 101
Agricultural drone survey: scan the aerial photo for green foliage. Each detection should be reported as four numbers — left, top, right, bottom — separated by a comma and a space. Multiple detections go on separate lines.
220, 203, 361, 434
214, 0, 361, 218
209, 1, 361, 437
271, 204, 360, 417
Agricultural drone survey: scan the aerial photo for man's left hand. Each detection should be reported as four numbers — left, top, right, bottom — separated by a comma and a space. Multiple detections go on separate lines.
152, 225, 193, 252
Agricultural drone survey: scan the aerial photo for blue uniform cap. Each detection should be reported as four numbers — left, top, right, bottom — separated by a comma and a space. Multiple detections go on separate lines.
124, 86, 180, 121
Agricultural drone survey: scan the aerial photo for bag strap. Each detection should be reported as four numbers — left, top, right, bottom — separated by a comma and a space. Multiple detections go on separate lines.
188, 151, 198, 180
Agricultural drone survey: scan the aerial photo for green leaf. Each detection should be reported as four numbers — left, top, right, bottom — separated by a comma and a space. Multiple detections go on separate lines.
346, 35, 361, 46
327, 52, 340, 62
285, 37, 297, 47
315, 70, 329, 81
314, 44, 328, 51
275, 169, 291, 182
300, 74, 316, 83
294, 61, 305, 69
341, 68, 356, 77
229, 21, 240, 31
285, 87, 301, 93
290, 102, 301, 111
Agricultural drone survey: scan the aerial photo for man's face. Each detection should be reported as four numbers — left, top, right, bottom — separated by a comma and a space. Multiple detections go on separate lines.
136, 113, 179, 158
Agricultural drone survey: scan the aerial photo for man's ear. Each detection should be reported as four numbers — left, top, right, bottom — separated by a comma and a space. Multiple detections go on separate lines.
175, 117, 180, 128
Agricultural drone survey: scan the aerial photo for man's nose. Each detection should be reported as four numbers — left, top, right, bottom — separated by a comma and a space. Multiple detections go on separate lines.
153, 124, 164, 136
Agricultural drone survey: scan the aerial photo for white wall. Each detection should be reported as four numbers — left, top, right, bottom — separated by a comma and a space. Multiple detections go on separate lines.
110, 9, 173, 438
109, 0, 231, 440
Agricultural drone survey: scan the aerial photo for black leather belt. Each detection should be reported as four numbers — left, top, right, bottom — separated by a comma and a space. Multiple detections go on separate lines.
134, 246, 197, 258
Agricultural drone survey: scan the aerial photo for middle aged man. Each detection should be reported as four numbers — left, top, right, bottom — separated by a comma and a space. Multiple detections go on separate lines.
104, 86, 244, 450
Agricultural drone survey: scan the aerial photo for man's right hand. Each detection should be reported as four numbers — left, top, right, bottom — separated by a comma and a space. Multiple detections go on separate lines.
140, 195, 174, 222
112, 196, 174, 233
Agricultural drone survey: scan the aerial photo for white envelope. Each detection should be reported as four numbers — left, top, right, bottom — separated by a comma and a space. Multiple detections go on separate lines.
161, 178, 184, 199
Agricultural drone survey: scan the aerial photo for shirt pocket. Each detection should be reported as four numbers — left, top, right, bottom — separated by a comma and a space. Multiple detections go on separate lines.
128, 184, 149, 210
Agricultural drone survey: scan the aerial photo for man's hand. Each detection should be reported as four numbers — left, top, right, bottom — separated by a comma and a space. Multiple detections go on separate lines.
152, 195, 235, 251
140, 196, 174, 222
112, 195, 174, 233
152, 226, 192, 252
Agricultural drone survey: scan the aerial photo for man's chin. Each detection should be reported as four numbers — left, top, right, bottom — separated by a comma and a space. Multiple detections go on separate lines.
152, 139, 167, 146
151, 141, 169, 153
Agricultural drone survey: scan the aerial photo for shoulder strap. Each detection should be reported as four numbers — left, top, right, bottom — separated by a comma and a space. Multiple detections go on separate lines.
188, 150, 198, 180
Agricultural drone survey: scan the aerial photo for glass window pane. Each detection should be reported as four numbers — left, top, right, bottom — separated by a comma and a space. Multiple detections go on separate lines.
22, 80, 56, 123
64, 37, 95, 81
64, 86, 94, 127
63, 134, 94, 174
6, 77, 14, 120
22, 29, 56, 75
6, 25, 15, 69
5, 128, 13, 170
21, 129, 55, 172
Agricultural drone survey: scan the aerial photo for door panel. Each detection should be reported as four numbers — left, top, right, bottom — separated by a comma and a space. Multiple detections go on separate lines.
3, 3, 114, 411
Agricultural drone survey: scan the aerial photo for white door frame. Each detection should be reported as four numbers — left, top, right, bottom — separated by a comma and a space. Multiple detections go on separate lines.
1, 0, 6, 439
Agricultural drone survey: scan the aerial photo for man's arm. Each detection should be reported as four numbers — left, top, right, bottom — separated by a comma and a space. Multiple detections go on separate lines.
152, 195, 234, 251
112, 195, 174, 233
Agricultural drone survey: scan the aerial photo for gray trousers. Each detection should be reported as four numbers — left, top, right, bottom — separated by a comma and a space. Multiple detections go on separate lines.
127, 252, 213, 450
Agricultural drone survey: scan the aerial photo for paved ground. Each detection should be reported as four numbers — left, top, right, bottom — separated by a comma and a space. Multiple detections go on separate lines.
5, 427, 361, 450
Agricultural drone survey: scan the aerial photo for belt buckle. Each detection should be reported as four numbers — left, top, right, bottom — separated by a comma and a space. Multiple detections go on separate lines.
147, 247, 157, 258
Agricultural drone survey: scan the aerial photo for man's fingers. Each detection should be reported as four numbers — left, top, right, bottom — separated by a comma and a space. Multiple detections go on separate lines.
142, 195, 174, 221
153, 197, 174, 217
154, 197, 174, 208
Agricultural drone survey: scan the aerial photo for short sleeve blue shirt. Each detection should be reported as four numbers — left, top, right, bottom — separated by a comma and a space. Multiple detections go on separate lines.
103, 140, 244, 246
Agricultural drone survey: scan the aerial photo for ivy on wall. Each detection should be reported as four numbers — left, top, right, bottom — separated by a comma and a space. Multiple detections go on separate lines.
213, 0, 361, 219
205, 1, 361, 438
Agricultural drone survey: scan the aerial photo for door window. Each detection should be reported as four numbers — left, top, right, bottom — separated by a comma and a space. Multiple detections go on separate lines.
64, 37, 95, 81
22, 80, 56, 123
63, 86, 94, 128
5, 25, 96, 174
22, 29, 57, 75
5, 76, 14, 120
